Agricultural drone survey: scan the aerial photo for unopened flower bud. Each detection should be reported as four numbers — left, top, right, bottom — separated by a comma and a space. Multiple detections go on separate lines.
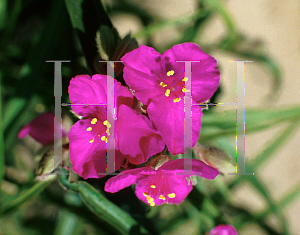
193, 143, 235, 173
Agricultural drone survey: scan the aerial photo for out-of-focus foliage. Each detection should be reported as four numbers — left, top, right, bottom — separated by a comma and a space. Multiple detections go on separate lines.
1, 0, 299, 234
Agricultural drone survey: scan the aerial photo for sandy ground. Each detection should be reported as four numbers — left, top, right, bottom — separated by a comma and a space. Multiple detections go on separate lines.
109, 0, 300, 234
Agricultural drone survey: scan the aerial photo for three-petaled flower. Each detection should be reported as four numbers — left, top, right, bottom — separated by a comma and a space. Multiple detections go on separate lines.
105, 158, 219, 206
68, 74, 165, 179
121, 42, 220, 155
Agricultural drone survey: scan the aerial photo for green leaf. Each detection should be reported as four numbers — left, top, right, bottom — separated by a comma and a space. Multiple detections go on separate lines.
0, 180, 53, 215
0, 73, 4, 182
64, 0, 117, 74
59, 175, 150, 235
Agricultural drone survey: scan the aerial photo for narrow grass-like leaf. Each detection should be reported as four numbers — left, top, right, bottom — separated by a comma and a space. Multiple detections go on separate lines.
0, 180, 52, 215
59, 175, 150, 235
253, 120, 300, 168
0, 73, 4, 182
64, 0, 115, 73
54, 210, 80, 235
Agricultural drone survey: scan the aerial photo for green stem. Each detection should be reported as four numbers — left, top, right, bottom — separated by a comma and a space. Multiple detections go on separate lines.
59, 174, 150, 235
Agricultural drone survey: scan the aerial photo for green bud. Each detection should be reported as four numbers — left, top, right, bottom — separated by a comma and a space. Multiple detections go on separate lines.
193, 143, 236, 173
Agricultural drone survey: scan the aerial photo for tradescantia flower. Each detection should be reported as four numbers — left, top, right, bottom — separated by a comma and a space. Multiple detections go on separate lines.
209, 224, 238, 235
121, 42, 220, 155
104, 158, 219, 206
68, 74, 165, 179
18, 111, 66, 145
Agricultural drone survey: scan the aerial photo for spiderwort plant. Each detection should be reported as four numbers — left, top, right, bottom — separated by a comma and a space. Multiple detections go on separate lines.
68, 74, 165, 179
105, 158, 219, 206
121, 42, 220, 155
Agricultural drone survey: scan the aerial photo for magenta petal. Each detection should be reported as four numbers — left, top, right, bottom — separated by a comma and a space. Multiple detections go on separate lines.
104, 167, 153, 193
209, 225, 238, 235
116, 105, 165, 164
68, 74, 107, 117
121, 45, 162, 105
135, 171, 193, 206
68, 119, 124, 179
147, 95, 202, 155
162, 42, 220, 103
160, 159, 219, 180
18, 111, 55, 145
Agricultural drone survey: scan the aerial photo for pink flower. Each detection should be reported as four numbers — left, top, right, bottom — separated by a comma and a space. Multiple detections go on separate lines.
121, 42, 220, 155
209, 225, 238, 235
18, 111, 65, 145
68, 74, 165, 179
104, 158, 219, 206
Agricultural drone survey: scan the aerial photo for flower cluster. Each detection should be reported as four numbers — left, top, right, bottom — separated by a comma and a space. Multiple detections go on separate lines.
67, 42, 220, 205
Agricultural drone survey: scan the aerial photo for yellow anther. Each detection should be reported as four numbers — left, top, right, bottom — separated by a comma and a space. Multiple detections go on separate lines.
167, 70, 174, 76
103, 120, 111, 128
165, 89, 170, 97
150, 202, 155, 206
85, 104, 88, 107
182, 77, 188, 82
91, 118, 97, 124
160, 82, 167, 87
143, 192, 148, 197
150, 185, 156, 188
182, 87, 190, 92
101, 136, 107, 143
173, 98, 181, 103
159, 195, 166, 200
147, 198, 154, 203
86, 127, 92, 131
89, 139, 94, 143
168, 193, 176, 198
146, 196, 151, 200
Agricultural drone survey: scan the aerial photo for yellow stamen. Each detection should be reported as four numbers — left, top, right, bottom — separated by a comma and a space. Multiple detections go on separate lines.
86, 127, 92, 131
143, 192, 148, 197
167, 70, 174, 76
159, 195, 166, 200
89, 139, 94, 143
168, 193, 175, 198
91, 118, 97, 124
85, 104, 88, 107
160, 82, 167, 88
182, 77, 188, 82
173, 98, 181, 103
150, 202, 155, 206
146, 196, 154, 203
150, 185, 156, 188
165, 89, 170, 97
101, 136, 107, 143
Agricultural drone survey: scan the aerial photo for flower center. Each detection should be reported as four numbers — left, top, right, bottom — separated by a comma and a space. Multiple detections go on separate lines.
141, 171, 177, 206
158, 70, 189, 103
86, 118, 111, 143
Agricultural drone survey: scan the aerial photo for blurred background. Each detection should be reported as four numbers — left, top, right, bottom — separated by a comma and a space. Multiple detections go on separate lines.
1, 0, 299, 234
